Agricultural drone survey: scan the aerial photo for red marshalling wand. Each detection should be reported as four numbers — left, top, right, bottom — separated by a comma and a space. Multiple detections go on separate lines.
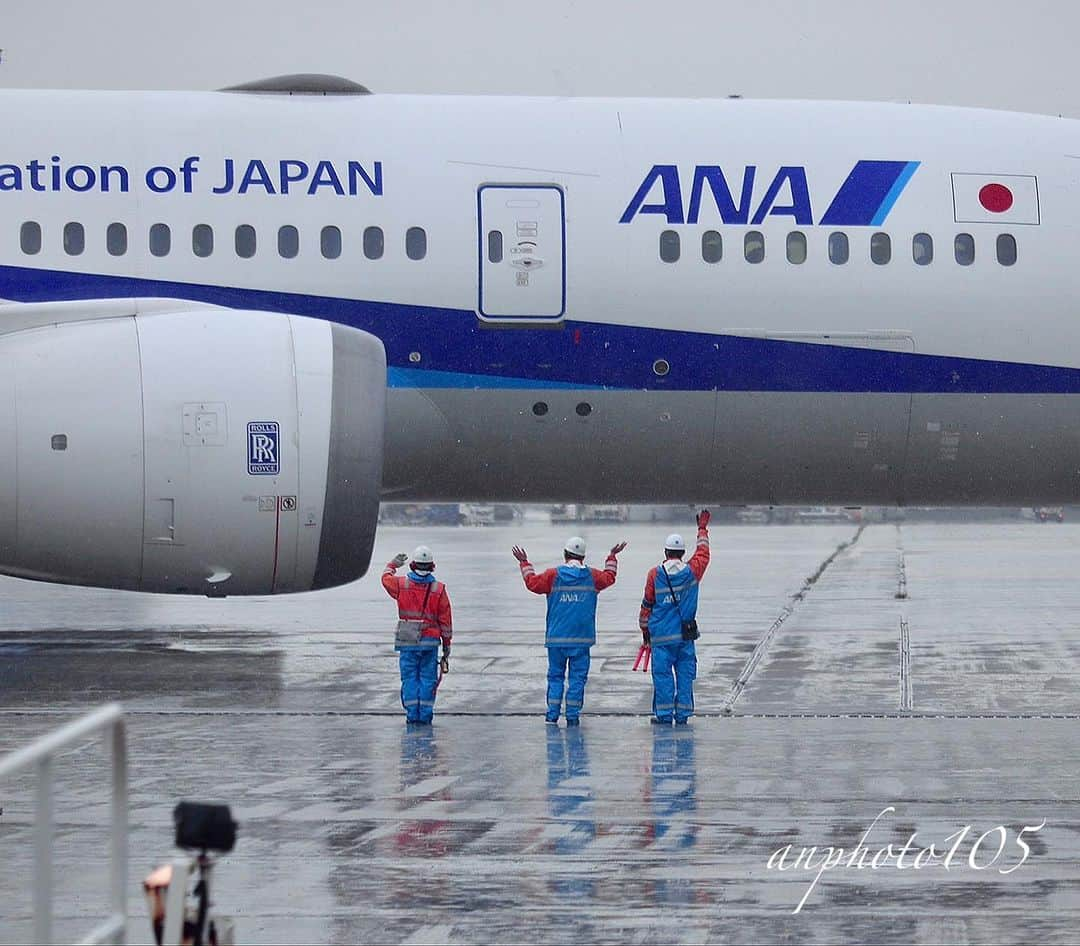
633, 644, 651, 672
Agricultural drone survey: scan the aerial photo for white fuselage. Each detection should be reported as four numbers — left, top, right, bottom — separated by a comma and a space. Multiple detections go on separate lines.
3, 89, 1080, 506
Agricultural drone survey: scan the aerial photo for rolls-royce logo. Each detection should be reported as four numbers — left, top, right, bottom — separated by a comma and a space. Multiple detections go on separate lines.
247, 422, 280, 475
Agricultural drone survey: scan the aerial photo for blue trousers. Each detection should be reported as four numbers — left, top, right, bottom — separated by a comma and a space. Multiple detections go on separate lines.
399, 648, 438, 722
651, 640, 696, 722
546, 645, 591, 722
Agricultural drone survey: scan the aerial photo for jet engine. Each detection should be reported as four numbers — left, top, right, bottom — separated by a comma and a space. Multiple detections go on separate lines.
0, 299, 386, 595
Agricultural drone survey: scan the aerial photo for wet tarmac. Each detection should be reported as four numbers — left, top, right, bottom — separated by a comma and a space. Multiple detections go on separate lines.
3, 520, 1080, 942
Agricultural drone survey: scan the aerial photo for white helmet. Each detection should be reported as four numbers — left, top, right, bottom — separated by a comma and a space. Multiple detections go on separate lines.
411, 545, 434, 565
664, 534, 686, 553
564, 536, 587, 558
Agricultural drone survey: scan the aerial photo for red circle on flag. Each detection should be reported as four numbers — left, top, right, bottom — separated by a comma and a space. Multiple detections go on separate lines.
979, 183, 1013, 213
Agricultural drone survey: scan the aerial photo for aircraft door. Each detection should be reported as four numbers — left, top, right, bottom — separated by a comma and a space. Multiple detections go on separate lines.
478, 184, 565, 322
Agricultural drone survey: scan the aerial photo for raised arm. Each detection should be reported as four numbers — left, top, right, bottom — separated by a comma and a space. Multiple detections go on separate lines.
513, 547, 557, 595
687, 511, 711, 581
592, 541, 626, 591
382, 552, 409, 598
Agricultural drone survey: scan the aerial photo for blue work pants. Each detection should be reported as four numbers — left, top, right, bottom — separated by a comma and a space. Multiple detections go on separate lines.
546, 645, 591, 722
651, 640, 697, 722
399, 648, 439, 722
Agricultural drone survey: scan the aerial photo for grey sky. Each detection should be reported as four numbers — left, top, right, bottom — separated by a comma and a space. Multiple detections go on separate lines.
2, 1, 1079, 116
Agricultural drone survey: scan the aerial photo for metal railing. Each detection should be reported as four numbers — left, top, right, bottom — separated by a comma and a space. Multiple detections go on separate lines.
0, 703, 128, 945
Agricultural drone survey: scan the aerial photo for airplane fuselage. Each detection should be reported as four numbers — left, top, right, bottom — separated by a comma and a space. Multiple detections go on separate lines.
3, 89, 1080, 506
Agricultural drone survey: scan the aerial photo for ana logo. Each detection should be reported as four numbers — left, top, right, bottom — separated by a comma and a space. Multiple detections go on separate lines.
620, 160, 920, 227
247, 422, 280, 475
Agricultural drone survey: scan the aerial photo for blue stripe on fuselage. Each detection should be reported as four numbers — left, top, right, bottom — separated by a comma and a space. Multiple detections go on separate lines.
1, 263, 1079, 395
388, 367, 600, 389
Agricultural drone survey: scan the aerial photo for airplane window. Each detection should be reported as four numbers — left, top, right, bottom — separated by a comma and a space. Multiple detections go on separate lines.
321, 225, 342, 260
278, 225, 299, 259
235, 225, 256, 259
786, 231, 807, 265
406, 226, 427, 261
955, 233, 975, 266
487, 230, 503, 263
192, 224, 213, 258
828, 232, 849, 265
659, 230, 680, 263
744, 231, 765, 264
107, 222, 127, 257
996, 233, 1017, 267
913, 233, 933, 265
870, 232, 891, 265
364, 226, 384, 260
63, 222, 84, 256
149, 223, 170, 258
20, 221, 41, 255
701, 230, 722, 263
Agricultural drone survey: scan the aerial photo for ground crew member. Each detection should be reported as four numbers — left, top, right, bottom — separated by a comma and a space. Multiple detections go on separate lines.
639, 510, 710, 725
382, 545, 452, 725
513, 537, 626, 725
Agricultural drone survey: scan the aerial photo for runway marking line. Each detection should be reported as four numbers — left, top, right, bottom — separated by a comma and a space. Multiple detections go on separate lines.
721, 524, 867, 713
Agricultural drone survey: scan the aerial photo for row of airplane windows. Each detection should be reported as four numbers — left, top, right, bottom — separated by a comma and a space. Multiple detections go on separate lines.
659, 229, 1019, 267
16, 221, 429, 261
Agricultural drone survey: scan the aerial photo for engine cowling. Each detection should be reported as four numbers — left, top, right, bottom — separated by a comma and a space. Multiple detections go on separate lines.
0, 299, 386, 595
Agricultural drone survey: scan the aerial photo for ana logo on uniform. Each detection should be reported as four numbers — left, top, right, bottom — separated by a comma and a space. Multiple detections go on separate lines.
247, 422, 280, 475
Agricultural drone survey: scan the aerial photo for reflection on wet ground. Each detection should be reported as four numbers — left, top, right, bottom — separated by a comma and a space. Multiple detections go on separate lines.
3, 522, 1080, 942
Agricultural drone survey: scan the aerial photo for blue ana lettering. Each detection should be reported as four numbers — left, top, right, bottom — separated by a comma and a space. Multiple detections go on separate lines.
688, 166, 756, 225
749, 166, 812, 225
619, 164, 684, 224
621, 160, 917, 227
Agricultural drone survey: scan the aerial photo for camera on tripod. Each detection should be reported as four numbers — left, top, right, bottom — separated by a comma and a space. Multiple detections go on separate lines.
145, 802, 239, 945
174, 801, 237, 853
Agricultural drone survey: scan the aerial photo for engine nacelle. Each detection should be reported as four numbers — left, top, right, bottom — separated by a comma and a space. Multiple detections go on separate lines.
0, 299, 386, 595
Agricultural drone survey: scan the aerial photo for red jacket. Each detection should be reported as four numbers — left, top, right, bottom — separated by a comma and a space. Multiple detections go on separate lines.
639, 525, 710, 632
518, 554, 619, 596
382, 563, 453, 646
